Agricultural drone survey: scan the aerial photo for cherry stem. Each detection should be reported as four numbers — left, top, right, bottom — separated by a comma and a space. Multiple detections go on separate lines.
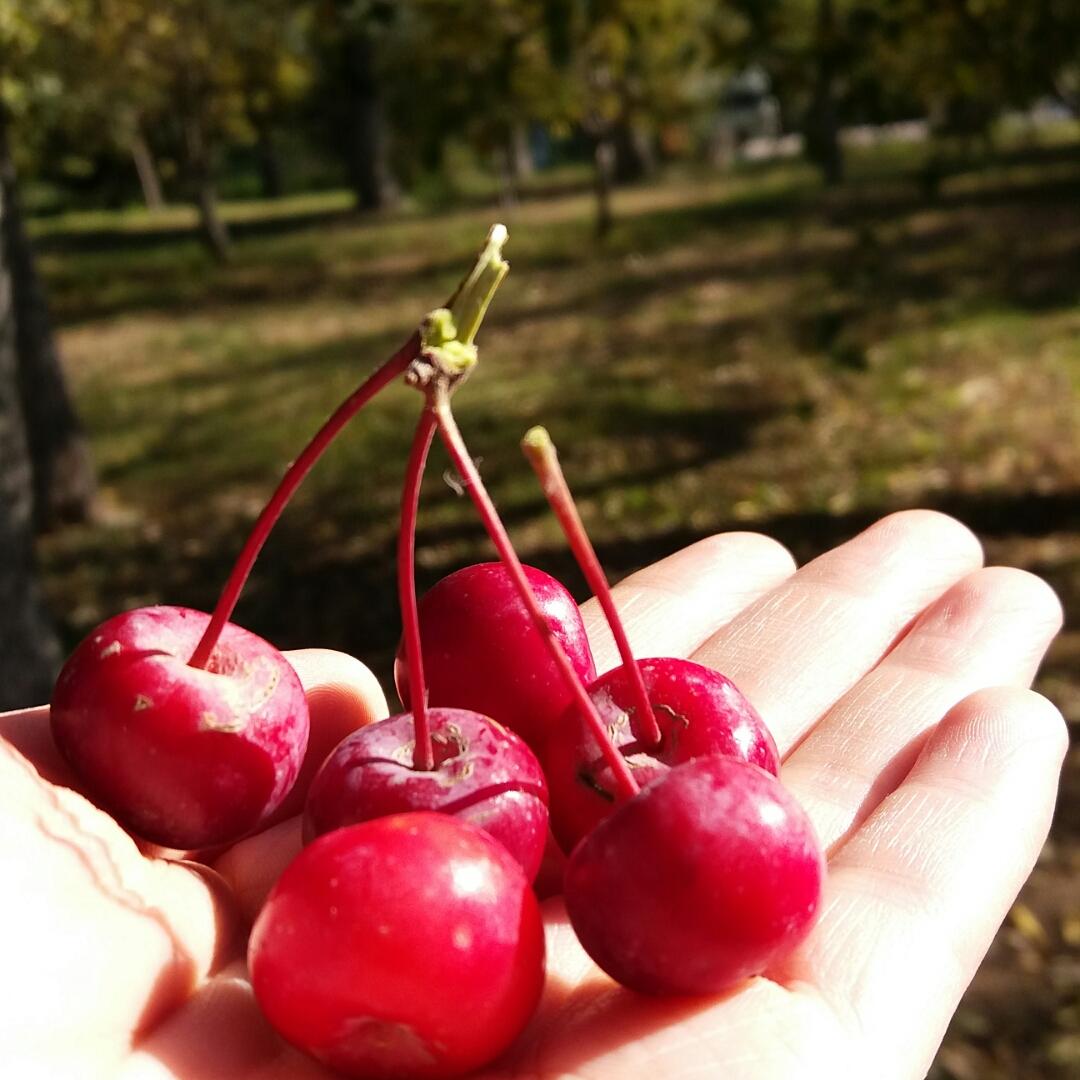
521, 426, 662, 749
429, 384, 640, 803
400, 408, 438, 771
188, 224, 511, 671
188, 335, 419, 670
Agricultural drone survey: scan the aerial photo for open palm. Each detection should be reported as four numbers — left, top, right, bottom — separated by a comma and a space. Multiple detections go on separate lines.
1, 511, 1066, 1080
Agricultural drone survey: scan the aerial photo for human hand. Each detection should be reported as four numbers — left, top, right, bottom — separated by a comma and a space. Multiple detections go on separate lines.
1, 511, 1066, 1080
0, 647, 388, 1080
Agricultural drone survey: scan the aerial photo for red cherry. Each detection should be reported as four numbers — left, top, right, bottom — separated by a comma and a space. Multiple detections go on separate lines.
51, 605, 308, 849
543, 656, 779, 849
250, 813, 546, 1078
564, 756, 824, 996
303, 708, 549, 880
395, 563, 596, 751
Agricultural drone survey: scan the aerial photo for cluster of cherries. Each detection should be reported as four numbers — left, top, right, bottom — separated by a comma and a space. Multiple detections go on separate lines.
48, 228, 824, 1079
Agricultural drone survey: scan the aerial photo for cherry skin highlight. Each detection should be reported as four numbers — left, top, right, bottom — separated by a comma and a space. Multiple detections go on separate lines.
249, 813, 546, 1079
542, 656, 779, 850
51, 605, 308, 849
303, 707, 550, 880
394, 562, 596, 752
563, 755, 824, 996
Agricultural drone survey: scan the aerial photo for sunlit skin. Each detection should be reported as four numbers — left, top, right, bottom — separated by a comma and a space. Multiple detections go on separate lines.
0, 514, 1067, 1080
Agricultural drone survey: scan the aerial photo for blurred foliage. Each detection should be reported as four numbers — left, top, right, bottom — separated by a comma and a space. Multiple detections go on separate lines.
876, 0, 1080, 131
5, 0, 1079, 218
3, 0, 312, 211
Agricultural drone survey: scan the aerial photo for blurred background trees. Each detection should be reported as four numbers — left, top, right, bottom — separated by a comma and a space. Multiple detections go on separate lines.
5, 0, 1076, 240
1, 0, 95, 705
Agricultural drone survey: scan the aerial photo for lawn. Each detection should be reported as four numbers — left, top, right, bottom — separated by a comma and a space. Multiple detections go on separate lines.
35, 133, 1080, 1077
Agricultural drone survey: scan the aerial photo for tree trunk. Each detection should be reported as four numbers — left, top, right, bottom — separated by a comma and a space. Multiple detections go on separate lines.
255, 120, 284, 200
806, 0, 845, 186
0, 165, 63, 708
593, 135, 615, 239
130, 125, 165, 210
612, 122, 655, 183
0, 104, 96, 532
183, 117, 231, 262
497, 146, 520, 210
196, 178, 231, 262
508, 122, 534, 181
497, 122, 534, 207
340, 28, 398, 211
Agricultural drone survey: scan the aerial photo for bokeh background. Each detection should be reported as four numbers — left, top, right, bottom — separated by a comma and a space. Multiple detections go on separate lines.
2, 3, 1078, 1075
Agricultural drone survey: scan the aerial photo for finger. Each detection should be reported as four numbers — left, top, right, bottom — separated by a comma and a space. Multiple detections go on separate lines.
270, 649, 389, 821
692, 510, 984, 754
213, 817, 303, 924
285, 648, 389, 724
784, 567, 1063, 851
582, 532, 797, 673
786, 687, 1067, 1080
0, 704, 72, 788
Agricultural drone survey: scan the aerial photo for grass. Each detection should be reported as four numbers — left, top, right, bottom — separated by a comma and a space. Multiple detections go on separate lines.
34, 132, 1080, 1078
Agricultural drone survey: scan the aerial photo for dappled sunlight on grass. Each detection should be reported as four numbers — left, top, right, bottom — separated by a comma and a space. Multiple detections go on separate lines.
38, 144, 1080, 661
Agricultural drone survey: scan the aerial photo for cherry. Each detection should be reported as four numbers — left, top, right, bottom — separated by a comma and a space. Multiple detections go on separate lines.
543, 656, 779, 849
418, 399, 823, 997
563, 756, 824, 996
49, 227, 510, 849
394, 562, 596, 752
303, 708, 550, 880
51, 606, 308, 848
520, 426, 779, 850
419, 375, 639, 804
249, 813, 546, 1079
305, 351, 551, 880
